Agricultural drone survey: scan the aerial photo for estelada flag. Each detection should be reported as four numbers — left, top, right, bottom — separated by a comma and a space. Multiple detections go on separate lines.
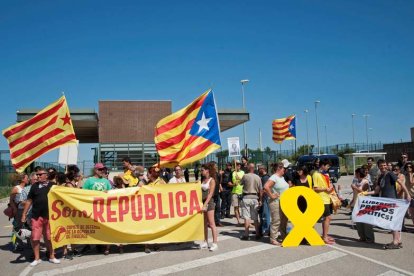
154, 89, 221, 167
272, 115, 296, 144
2, 96, 77, 172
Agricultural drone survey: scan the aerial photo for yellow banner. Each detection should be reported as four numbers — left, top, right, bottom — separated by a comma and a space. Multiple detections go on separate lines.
48, 183, 204, 249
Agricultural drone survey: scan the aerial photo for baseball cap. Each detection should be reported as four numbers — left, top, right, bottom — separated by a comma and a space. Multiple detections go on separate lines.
94, 163, 107, 170
281, 159, 291, 168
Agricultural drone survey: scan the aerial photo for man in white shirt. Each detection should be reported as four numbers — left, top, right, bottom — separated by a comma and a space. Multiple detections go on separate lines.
168, 165, 186, 183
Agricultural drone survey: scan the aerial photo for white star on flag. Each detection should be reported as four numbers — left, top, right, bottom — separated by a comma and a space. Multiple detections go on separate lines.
289, 124, 295, 130
196, 112, 212, 133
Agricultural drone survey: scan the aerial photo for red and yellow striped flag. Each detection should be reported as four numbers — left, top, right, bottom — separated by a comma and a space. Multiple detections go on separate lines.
154, 89, 221, 168
2, 96, 77, 172
272, 115, 296, 144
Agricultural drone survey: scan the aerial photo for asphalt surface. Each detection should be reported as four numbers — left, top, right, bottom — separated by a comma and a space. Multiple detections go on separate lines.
1, 175, 413, 276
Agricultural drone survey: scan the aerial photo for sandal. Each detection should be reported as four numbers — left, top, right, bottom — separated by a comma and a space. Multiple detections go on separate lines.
323, 238, 335, 245
270, 240, 281, 246
383, 243, 400, 250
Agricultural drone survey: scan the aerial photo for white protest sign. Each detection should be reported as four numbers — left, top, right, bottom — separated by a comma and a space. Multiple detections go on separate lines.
227, 137, 241, 157
58, 140, 79, 165
352, 196, 410, 231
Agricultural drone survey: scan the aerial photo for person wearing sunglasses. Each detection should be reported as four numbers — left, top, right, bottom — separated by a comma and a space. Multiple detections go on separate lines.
21, 168, 60, 266
82, 163, 112, 192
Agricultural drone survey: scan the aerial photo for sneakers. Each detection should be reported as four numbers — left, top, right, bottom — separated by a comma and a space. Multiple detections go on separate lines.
49, 258, 61, 264
199, 241, 209, 249
209, 243, 218, 251
30, 259, 42, 267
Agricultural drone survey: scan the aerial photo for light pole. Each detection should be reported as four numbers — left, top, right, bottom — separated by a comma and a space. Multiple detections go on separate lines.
351, 113, 356, 149
304, 109, 309, 154
315, 100, 321, 155
363, 114, 370, 152
241, 79, 249, 157
324, 125, 328, 154
369, 128, 373, 151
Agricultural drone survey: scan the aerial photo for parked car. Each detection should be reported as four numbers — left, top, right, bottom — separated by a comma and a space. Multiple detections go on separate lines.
295, 154, 340, 183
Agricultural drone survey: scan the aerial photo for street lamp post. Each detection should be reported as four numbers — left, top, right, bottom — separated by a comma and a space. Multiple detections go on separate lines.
324, 125, 328, 154
369, 128, 373, 150
315, 100, 321, 155
241, 79, 249, 157
363, 114, 370, 152
304, 109, 309, 154
351, 113, 356, 149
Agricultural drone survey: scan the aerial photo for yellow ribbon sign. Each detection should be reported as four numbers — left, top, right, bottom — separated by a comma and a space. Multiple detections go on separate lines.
280, 186, 325, 247
48, 183, 204, 249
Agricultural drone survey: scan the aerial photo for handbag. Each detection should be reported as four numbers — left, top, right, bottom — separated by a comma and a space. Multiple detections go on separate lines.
329, 191, 342, 214
3, 204, 16, 220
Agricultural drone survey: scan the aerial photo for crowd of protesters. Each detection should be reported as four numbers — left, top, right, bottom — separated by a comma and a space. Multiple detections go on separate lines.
5, 153, 414, 267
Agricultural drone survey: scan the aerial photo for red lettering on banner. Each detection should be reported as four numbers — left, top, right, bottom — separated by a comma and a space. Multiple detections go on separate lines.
168, 192, 175, 218
51, 200, 63, 220
131, 195, 143, 221
50, 200, 92, 220
145, 194, 156, 219
119, 196, 129, 222
107, 196, 117, 222
62, 207, 71, 218
157, 193, 168, 219
93, 197, 105, 222
176, 191, 187, 217
189, 190, 201, 215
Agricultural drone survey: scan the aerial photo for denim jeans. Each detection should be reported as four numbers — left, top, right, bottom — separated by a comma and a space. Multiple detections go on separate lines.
260, 195, 270, 234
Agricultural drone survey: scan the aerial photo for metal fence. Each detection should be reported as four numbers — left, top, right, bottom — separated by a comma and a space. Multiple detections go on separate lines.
0, 150, 95, 187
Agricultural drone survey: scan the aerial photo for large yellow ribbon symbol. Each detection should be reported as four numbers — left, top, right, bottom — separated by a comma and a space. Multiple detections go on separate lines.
280, 186, 325, 247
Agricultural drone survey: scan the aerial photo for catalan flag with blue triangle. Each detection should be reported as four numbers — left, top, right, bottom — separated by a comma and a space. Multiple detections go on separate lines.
272, 115, 296, 144
154, 89, 221, 167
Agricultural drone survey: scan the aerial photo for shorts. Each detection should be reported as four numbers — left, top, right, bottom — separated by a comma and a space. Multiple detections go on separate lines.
410, 199, 414, 208
322, 204, 333, 218
240, 198, 259, 221
203, 199, 215, 211
31, 217, 51, 241
232, 194, 241, 207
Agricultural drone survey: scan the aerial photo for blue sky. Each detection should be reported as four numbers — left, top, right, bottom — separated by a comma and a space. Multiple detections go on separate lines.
1, 0, 413, 162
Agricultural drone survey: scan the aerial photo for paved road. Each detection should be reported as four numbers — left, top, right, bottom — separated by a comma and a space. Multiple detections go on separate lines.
1, 176, 413, 276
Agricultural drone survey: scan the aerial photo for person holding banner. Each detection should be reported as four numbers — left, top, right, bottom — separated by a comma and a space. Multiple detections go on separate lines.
363, 159, 412, 249
199, 163, 218, 251
352, 168, 375, 243
21, 168, 60, 267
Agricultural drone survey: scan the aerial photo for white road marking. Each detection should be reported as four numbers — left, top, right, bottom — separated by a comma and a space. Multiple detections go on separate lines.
377, 271, 409, 276
130, 244, 275, 276
31, 236, 236, 276
19, 265, 34, 276
33, 251, 160, 276
249, 250, 347, 276
328, 245, 414, 276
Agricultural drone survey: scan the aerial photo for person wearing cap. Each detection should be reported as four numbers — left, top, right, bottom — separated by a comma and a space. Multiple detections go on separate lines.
82, 163, 112, 192
281, 159, 293, 187
79, 163, 112, 256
